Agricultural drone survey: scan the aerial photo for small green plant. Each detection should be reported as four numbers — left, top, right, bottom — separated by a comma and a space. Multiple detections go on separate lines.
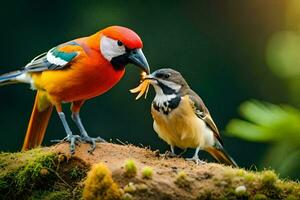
69, 166, 84, 180
29, 190, 72, 200
15, 152, 57, 192
122, 193, 133, 200
285, 194, 298, 200
226, 100, 300, 178
175, 170, 190, 188
196, 189, 212, 200
244, 173, 255, 183
123, 182, 136, 193
141, 166, 153, 179
253, 193, 268, 200
124, 160, 137, 178
261, 170, 278, 186
136, 184, 148, 192
83, 163, 122, 200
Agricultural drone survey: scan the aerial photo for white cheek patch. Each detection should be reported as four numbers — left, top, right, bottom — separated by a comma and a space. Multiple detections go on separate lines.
100, 36, 126, 61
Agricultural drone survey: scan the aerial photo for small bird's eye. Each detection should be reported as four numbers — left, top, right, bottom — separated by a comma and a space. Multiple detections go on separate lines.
117, 41, 123, 46
156, 73, 170, 79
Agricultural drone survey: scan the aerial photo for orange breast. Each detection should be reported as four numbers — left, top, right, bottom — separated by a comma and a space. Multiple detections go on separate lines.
32, 49, 125, 104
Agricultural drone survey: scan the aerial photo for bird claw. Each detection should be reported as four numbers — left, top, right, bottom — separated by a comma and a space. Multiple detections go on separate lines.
80, 136, 106, 154
51, 135, 81, 154
162, 150, 177, 158
186, 157, 206, 165
51, 134, 106, 154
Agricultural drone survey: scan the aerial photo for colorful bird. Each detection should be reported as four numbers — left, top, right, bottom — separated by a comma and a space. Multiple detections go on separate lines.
142, 68, 237, 166
0, 26, 150, 154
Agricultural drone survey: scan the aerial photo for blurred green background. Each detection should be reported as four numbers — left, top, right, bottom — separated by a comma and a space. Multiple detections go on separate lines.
0, 1, 299, 179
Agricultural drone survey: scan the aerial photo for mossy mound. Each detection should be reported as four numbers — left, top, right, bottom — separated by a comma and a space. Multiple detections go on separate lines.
0, 143, 299, 200
83, 163, 122, 200
0, 147, 88, 200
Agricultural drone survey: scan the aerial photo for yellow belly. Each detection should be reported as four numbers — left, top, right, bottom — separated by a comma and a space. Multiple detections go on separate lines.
151, 96, 214, 149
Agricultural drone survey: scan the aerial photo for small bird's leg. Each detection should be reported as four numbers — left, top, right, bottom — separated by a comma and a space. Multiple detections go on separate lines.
186, 147, 206, 165
51, 104, 80, 154
71, 101, 106, 153
178, 148, 187, 157
170, 145, 175, 155
163, 145, 177, 158
170, 145, 186, 157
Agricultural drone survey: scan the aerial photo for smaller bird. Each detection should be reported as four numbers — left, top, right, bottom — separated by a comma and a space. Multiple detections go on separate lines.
143, 68, 237, 167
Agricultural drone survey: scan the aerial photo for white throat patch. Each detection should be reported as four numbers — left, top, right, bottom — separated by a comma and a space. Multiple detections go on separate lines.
100, 36, 126, 61
152, 84, 177, 107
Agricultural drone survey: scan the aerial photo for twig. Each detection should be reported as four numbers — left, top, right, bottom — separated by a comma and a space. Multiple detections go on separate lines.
46, 167, 72, 188
116, 138, 127, 145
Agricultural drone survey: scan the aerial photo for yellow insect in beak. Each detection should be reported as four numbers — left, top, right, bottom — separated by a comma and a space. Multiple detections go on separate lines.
130, 72, 151, 100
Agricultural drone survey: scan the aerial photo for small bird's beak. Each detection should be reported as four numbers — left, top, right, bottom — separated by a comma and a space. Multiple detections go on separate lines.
128, 49, 150, 74
143, 73, 158, 84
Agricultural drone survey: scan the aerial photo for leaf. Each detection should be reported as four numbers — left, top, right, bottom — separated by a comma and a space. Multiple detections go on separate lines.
226, 100, 300, 144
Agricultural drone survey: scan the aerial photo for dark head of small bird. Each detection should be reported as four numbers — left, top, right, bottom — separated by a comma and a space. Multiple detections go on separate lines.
144, 68, 189, 95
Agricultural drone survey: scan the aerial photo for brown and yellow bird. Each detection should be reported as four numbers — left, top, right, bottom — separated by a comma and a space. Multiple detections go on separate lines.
142, 68, 237, 167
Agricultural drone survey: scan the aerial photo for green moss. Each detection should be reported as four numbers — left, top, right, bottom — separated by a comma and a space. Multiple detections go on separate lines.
236, 169, 246, 177
0, 149, 88, 200
83, 162, 122, 200
29, 190, 72, 200
141, 166, 153, 179
285, 194, 298, 200
15, 152, 57, 191
257, 170, 283, 199
0, 149, 58, 199
261, 170, 278, 186
124, 160, 137, 178
175, 170, 191, 188
252, 194, 268, 200
196, 189, 212, 200
122, 193, 133, 200
69, 166, 85, 180
136, 183, 148, 192
124, 182, 136, 193
244, 173, 255, 183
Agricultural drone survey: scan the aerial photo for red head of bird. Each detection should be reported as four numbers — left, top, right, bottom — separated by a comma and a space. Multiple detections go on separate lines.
85, 26, 150, 74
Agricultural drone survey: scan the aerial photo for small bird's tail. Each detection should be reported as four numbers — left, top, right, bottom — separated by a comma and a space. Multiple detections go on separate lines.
22, 91, 53, 151
0, 70, 24, 86
206, 142, 238, 167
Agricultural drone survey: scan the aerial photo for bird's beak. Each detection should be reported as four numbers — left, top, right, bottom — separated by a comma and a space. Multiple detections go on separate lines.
143, 73, 158, 84
128, 49, 150, 74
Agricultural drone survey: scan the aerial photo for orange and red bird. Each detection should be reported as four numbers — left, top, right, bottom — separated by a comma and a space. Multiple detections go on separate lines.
0, 26, 150, 153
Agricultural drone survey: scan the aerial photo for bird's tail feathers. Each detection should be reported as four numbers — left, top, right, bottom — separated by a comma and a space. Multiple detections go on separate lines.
206, 141, 238, 167
0, 70, 25, 86
22, 91, 53, 151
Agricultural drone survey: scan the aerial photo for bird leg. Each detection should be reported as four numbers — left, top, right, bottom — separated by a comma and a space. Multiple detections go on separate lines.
71, 112, 106, 153
162, 145, 177, 158
186, 147, 206, 165
170, 145, 175, 155
51, 112, 81, 154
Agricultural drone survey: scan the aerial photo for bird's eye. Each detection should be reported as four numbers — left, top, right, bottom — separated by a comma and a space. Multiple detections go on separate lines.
164, 74, 170, 79
117, 41, 123, 46
156, 73, 170, 79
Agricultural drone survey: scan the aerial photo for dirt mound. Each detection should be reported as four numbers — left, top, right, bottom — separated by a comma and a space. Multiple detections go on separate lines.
1, 142, 299, 200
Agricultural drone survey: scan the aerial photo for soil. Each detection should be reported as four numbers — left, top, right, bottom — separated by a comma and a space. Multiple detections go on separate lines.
1, 142, 299, 200
50, 142, 300, 200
